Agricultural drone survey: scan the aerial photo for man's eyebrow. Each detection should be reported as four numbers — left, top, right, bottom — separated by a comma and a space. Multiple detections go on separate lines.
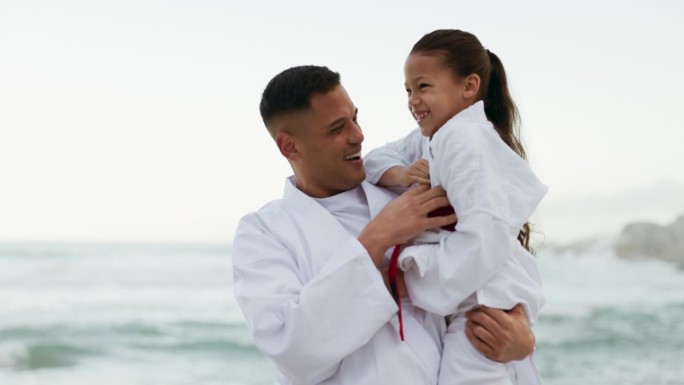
327, 108, 358, 129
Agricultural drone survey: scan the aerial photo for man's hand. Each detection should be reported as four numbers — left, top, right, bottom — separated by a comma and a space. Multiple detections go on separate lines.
464, 305, 535, 362
358, 185, 456, 267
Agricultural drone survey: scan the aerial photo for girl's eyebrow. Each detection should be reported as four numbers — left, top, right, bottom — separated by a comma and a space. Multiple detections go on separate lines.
405, 75, 428, 85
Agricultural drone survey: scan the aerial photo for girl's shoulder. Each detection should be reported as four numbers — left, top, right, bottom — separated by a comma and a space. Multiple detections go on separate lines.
433, 112, 492, 156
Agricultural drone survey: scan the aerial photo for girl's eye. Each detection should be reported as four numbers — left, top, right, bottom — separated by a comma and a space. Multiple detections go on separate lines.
419, 83, 429, 89
405, 88, 412, 96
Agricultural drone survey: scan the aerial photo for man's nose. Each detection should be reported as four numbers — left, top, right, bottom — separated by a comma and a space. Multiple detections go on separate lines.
350, 122, 364, 144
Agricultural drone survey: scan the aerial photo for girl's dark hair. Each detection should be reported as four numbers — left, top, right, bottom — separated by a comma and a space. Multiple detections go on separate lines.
411, 29, 534, 252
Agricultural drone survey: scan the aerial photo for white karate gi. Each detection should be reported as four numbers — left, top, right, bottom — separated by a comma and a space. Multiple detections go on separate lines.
364, 101, 548, 385
232, 178, 446, 385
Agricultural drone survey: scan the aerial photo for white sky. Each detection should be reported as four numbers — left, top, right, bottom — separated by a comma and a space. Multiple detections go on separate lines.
1, 0, 683, 244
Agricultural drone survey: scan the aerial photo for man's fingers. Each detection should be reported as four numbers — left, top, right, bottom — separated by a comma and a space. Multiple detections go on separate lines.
468, 319, 499, 347
410, 187, 447, 206
420, 185, 446, 198
427, 195, 451, 209
403, 186, 456, 228
466, 307, 504, 340
420, 194, 450, 211
466, 305, 535, 363
465, 322, 496, 359
480, 305, 529, 330
405, 184, 430, 196
426, 214, 457, 230
470, 306, 506, 327
423, 196, 456, 213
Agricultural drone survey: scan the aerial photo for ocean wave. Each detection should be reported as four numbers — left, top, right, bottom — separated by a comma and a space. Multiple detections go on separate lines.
130, 338, 261, 355
537, 303, 684, 348
0, 342, 99, 371
0, 243, 231, 259
0, 319, 259, 368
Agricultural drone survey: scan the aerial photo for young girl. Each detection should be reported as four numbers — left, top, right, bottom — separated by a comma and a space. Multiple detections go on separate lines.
365, 29, 547, 385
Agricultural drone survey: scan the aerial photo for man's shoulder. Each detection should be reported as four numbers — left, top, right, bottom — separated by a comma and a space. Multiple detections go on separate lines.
232, 198, 297, 258
237, 198, 289, 228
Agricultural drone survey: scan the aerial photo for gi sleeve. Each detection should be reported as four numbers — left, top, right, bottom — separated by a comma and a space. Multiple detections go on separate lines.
232, 213, 398, 385
364, 127, 425, 184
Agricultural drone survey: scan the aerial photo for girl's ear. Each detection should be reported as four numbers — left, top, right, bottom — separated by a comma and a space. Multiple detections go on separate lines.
463, 73, 481, 100
276, 132, 300, 160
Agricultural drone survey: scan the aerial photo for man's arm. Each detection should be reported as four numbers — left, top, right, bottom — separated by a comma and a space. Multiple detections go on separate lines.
233, 186, 454, 384
465, 305, 535, 362
233, 216, 398, 385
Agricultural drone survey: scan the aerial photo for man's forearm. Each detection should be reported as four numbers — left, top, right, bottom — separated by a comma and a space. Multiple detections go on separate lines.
464, 305, 534, 362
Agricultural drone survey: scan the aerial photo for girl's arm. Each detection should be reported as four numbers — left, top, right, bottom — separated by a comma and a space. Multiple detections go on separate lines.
364, 127, 427, 187
377, 160, 431, 187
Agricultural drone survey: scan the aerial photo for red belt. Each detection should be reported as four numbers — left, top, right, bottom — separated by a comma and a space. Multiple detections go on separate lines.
388, 244, 404, 341
388, 205, 457, 342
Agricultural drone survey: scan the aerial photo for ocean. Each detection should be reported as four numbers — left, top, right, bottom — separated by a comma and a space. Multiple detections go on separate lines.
0, 242, 682, 385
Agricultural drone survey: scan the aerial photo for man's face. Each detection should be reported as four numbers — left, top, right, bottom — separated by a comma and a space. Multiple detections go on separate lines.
287, 85, 365, 198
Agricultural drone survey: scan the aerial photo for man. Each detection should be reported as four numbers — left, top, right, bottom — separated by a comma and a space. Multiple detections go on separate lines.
232, 65, 535, 385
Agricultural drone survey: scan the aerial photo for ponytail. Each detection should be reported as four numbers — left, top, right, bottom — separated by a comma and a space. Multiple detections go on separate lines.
484, 50, 526, 160
484, 50, 533, 252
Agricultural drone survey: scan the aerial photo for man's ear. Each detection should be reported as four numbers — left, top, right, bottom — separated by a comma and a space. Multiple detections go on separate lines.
463, 73, 481, 100
276, 132, 299, 160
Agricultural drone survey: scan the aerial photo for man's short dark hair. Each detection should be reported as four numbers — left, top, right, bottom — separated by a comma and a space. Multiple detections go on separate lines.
259, 65, 341, 130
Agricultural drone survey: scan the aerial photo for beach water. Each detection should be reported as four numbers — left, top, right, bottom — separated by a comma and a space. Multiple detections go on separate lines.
0, 242, 682, 385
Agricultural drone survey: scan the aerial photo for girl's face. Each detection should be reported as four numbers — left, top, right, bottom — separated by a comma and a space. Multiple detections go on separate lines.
404, 53, 470, 138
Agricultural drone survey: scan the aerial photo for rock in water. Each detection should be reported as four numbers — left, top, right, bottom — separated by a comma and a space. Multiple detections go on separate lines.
614, 215, 684, 264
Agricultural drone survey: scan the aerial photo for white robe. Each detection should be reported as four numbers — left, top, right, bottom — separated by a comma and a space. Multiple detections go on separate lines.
364, 101, 548, 385
232, 177, 446, 385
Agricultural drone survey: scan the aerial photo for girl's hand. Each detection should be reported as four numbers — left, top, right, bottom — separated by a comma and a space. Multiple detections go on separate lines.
397, 159, 430, 186
377, 160, 431, 188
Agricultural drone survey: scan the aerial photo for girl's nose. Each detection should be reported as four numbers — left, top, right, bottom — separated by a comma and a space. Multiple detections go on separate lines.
408, 93, 419, 107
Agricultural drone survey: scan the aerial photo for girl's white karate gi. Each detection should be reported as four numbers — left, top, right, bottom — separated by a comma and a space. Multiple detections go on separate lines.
232, 178, 446, 385
364, 101, 548, 385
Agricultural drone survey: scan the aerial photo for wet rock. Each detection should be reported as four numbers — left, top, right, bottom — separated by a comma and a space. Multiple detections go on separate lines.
614, 215, 684, 264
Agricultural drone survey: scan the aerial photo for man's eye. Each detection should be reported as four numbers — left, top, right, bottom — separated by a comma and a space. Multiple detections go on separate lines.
331, 126, 343, 133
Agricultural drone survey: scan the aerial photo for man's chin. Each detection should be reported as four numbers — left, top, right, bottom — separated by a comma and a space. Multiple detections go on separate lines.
354, 170, 367, 185
341, 171, 366, 191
